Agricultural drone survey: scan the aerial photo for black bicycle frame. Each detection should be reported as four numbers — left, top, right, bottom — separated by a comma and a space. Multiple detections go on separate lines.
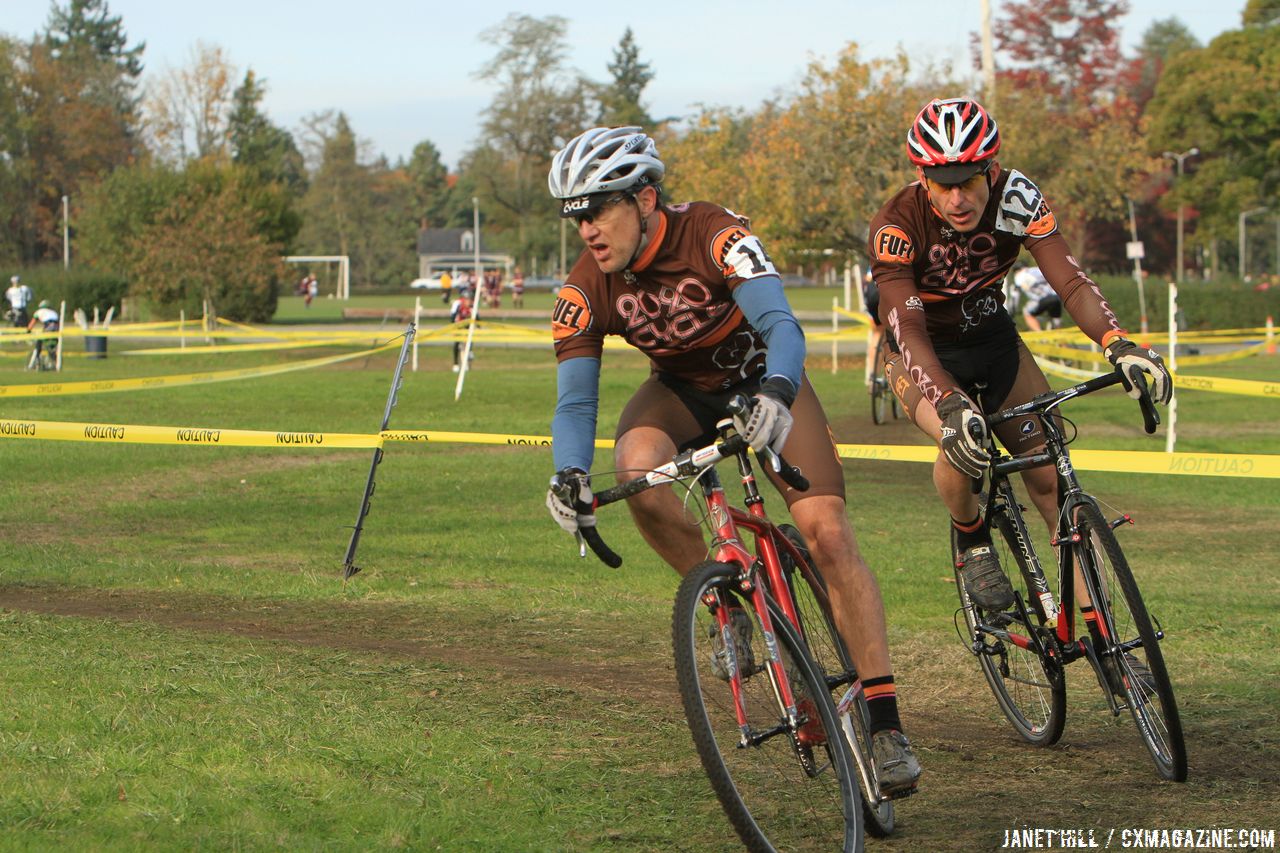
977, 371, 1157, 672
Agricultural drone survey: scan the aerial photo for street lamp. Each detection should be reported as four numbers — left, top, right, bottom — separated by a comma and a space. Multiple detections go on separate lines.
61, 194, 69, 269
1239, 207, 1268, 281
1162, 148, 1198, 283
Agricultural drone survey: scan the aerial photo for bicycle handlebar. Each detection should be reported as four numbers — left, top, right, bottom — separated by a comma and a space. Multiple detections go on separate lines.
550, 473, 623, 569
568, 394, 809, 568
984, 368, 1161, 435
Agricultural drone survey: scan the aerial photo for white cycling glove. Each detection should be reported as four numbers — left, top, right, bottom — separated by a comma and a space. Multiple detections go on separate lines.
1104, 338, 1173, 405
733, 394, 794, 454
546, 467, 595, 536
936, 392, 990, 479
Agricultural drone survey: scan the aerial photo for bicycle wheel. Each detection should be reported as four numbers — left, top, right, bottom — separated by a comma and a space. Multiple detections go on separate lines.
672, 560, 863, 852
779, 524, 894, 837
956, 503, 1066, 746
870, 378, 888, 425
1074, 504, 1187, 781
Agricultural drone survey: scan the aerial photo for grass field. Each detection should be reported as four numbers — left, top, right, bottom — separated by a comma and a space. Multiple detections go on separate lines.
1, 330, 1278, 850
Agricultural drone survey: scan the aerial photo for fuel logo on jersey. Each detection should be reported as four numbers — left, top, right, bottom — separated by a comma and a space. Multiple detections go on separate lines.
1026, 198, 1058, 238
552, 285, 592, 341
711, 226, 776, 279
874, 225, 915, 265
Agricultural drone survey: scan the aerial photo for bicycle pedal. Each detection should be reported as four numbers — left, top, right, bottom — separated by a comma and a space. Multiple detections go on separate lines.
882, 783, 919, 802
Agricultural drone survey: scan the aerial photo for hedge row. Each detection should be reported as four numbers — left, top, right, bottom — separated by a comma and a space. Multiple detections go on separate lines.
5, 265, 128, 319
1085, 276, 1278, 332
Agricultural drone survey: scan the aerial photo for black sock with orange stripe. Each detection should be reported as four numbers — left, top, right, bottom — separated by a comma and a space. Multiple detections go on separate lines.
863, 675, 902, 735
952, 513, 989, 554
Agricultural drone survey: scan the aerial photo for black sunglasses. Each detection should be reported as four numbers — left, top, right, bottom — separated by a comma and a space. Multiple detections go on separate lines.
570, 193, 635, 226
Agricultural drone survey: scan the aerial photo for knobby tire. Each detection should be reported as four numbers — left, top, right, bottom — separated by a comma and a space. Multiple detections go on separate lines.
1074, 504, 1187, 781
778, 524, 894, 837
958, 503, 1067, 746
672, 560, 863, 852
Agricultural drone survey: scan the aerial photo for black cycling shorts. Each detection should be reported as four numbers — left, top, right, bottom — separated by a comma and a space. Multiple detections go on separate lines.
886, 323, 1055, 457
863, 280, 881, 326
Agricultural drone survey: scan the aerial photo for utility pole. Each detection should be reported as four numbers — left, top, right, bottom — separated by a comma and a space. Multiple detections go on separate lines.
560, 217, 567, 279
980, 0, 997, 111
1127, 199, 1148, 336
1167, 146, 1192, 279
62, 195, 70, 269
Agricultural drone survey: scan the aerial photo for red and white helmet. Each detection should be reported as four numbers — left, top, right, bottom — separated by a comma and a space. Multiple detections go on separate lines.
907, 98, 1001, 184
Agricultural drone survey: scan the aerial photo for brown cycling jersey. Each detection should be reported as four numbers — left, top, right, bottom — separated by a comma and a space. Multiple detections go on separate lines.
552, 201, 774, 390
868, 166, 1126, 405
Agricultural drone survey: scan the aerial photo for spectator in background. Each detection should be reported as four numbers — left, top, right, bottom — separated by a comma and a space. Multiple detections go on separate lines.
484, 269, 502, 309
511, 267, 526, 308
449, 287, 473, 372
304, 274, 319, 307
1012, 264, 1062, 332
6, 275, 33, 327
440, 269, 454, 304
27, 299, 60, 368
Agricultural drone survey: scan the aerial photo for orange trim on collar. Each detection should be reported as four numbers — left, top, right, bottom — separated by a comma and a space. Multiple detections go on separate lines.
629, 210, 667, 273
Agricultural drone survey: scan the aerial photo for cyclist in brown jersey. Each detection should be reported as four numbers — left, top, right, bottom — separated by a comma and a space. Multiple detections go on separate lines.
869, 98, 1173, 617
544, 126, 921, 796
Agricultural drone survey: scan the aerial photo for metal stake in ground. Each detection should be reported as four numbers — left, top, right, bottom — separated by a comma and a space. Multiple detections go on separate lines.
342, 322, 416, 582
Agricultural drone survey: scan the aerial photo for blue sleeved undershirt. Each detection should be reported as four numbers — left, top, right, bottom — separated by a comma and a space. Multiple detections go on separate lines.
732, 275, 806, 400
551, 356, 601, 473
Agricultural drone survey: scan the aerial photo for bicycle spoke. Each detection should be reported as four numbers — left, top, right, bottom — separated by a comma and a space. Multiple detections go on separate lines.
1076, 505, 1187, 781
672, 561, 862, 851
957, 508, 1066, 745
779, 524, 896, 837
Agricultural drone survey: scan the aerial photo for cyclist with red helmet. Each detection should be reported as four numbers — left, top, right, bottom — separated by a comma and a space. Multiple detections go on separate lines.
869, 98, 1173, 613
546, 125, 922, 796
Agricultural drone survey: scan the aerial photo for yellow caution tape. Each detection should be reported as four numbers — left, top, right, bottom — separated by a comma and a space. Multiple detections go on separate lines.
2, 419, 1274, 477
126, 337, 373, 356
375, 430, 1278, 479
1026, 338, 1265, 368
0, 419, 381, 448
0, 342, 399, 397
832, 306, 874, 325
1034, 356, 1280, 398
1167, 373, 1280, 398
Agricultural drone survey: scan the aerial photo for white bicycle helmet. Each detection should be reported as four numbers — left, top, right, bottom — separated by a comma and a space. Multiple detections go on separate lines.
548, 126, 665, 218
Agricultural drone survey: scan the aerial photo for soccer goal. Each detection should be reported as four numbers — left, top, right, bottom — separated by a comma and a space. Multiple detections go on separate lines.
284, 255, 350, 300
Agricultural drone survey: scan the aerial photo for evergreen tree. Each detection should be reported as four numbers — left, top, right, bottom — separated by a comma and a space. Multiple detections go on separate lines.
405, 139, 454, 228
43, 0, 144, 116
598, 28, 654, 127
229, 70, 306, 197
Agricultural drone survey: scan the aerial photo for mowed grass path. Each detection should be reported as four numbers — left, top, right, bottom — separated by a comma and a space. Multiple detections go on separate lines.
1, 338, 1277, 850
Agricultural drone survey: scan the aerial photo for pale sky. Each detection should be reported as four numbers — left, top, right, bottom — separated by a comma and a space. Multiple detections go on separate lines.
2, 0, 1236, 170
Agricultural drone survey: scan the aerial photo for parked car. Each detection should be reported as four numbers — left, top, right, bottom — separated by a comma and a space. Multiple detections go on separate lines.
409, 274, 449, 290
522, 277, 563, 291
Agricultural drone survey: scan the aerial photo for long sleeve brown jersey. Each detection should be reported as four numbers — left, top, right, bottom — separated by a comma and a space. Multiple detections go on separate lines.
552, 201, 777, 391
868, 167, 1127, 405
